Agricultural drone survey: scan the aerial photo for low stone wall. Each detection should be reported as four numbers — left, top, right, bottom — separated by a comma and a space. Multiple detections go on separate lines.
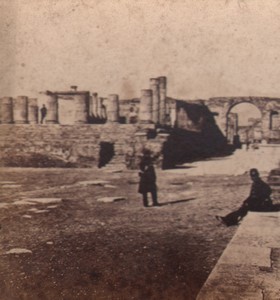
0, 124, 156, 168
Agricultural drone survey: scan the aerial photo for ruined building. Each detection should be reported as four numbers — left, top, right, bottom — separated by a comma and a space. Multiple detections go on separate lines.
0, 77, 279, 168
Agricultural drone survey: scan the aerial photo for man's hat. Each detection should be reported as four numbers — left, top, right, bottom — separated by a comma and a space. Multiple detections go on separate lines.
250, 168, 259, 177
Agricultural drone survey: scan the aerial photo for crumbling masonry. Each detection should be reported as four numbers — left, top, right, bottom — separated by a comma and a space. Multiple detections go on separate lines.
0, 77, 279, 168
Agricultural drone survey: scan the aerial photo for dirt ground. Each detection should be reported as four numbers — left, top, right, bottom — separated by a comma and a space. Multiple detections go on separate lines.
0, 167, 253, 300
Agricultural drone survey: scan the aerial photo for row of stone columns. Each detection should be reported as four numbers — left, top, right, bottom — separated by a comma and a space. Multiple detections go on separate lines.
0, 96, 38, 124
45, 92, 120, 124
90, 93, 106, 119
44, 93, 90, 124
0, 76, 167, 125
139, 76, 167, 124
89, 93, 120, 122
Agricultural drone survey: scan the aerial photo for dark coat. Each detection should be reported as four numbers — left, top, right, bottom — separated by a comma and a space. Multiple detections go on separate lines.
41, 106, 47, 117
244, 178, 272, 211
138, 163, 157, 194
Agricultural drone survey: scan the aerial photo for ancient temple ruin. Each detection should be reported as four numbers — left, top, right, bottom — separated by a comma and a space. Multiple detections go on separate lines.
0, 76, 279, 168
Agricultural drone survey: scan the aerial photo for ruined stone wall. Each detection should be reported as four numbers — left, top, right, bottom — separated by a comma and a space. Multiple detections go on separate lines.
175, 100, 206, 132
206, 97, 280, 143
0, 124, 158, 168
2, 92, 279, 169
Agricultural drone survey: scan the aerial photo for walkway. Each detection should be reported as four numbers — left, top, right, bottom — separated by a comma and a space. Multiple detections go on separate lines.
166, 145, 280, 176
196, 211, 280, 300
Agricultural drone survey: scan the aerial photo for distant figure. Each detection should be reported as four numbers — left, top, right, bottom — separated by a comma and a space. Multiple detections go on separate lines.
216, 168, 272, 226
138, 152, 159, 207
246, 140, 250, 151
40, 104, 47, 124
128, 106, 138, 124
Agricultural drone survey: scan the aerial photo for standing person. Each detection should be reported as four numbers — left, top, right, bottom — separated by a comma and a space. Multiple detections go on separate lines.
216, 168, 272, 226
246, 140, 250, 151
138, 153, 159, 207
40, 104, 47, 124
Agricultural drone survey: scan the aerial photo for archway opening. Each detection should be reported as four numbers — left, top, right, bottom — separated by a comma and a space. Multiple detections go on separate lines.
98, 142, 115, 168
226, 102, 262, 147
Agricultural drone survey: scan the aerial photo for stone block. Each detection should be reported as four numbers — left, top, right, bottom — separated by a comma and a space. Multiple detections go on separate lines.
5, 248, 32, 254
97, 197, 126, 203
22, 198, 62, 204
77, 180, 109, 186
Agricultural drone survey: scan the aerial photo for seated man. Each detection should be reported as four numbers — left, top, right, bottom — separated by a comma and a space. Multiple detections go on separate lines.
216, 168, 272, 226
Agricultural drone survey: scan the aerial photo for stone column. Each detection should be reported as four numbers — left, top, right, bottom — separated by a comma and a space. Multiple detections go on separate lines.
28, 98, 38, 124
139, 89, 153, 123
102, 98, 108, 119
97, 97, 104, 118
74, 93, 88, 124
261, 111, 270, 142
170, 101, 177, 127
158, 76, 167, 125
13, 96, 28, 124
0, 97, 13, 124
91, 93, 98, 118
45, 94, 58, 124
150, 78, 160, 124
106, 94, 119, 123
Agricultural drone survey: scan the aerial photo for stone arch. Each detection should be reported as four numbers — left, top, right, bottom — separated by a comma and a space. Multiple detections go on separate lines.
225, 101, 262, 145
207, 97, 280, 144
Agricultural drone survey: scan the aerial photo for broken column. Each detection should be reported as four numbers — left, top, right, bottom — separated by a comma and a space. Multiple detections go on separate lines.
45, 93, 58, 124
97, 97, 104, 119
0, 97, 13, 124
158, 76, 167, 125
13, 96, 28, 124
28, 98, 38, 124
91, 92, 98, 118
139, 89, 153, 123
74, 92, 89, 124
150, 78, 160, 124
169, 100, 177, 127
106, 94, 120, 122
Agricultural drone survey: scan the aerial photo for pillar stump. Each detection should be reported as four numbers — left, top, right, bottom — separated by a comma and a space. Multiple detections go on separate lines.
0, 97, 13, 124
45, 94, 58, 124
158, 76, 167, 125
74, 93, 89, 124
139, 89, 153, 124
13, 96, 28, 124
150, 78, 160, 124
28, 98, 38, 124
107, 94, 120, 123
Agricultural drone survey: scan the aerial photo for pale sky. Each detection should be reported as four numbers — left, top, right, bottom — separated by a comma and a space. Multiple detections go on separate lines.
1, 0, 280, 101
231, 102, 262, 125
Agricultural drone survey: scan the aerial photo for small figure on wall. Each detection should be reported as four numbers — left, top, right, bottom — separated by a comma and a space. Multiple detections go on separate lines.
40, 104, 47, 124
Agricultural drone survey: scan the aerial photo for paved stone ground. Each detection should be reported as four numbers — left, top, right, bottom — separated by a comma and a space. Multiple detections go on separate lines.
166, 146, 280, 176
197, 212, 280, 300
0, 149, 279, 300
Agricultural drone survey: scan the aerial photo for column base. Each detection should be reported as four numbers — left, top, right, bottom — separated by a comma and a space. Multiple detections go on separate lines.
45, 121, 59, 124
139, 121, 154, 124
74, 121, 88, 124
14, 121, 28, 124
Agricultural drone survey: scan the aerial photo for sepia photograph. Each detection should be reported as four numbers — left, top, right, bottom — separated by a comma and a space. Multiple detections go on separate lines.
0, 0, 279, 299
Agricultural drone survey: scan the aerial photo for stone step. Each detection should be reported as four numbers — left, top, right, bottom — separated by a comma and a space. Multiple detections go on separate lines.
102, 162, 126, 168
102, 163, 125, 168
197, 212, 280, 300
268, 175, 280, 181
103, 157, 124, 162
270, 169, 280, 176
